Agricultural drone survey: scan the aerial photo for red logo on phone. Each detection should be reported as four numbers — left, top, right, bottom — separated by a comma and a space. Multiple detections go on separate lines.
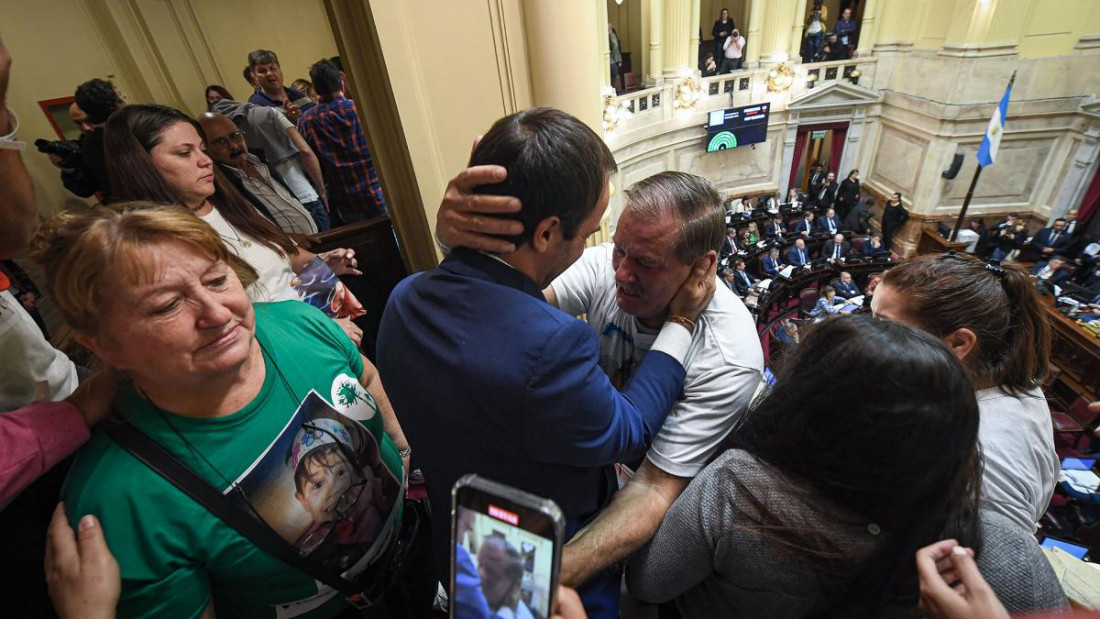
488, 504, 519, 525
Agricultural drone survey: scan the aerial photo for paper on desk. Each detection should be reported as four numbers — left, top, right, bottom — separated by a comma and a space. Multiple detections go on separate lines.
779, 266, 795, 279
757, 279, 773, 290
1064, 469, 1100, 495
1044, 546, 1100, 609
848, 295, 865, 306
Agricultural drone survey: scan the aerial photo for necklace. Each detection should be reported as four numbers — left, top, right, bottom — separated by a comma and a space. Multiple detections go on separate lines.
220, 218, 253, 249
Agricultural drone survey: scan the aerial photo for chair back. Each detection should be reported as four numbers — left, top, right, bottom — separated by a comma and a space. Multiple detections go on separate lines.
799, 288, 819, 314
851, 235, 867, 253
1068, 396, 1098, 429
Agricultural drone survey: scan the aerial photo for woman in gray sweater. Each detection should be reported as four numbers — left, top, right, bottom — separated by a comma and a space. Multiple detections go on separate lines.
628, 316, 983, 617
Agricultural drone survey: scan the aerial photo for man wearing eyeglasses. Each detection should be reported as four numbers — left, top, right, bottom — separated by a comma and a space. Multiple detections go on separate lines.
198, 112, 318, 237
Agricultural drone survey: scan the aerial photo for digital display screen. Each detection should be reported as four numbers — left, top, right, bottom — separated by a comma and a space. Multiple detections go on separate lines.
706, 103, 770, 152
453, 505, 556, 618
1062, 457, 1097, 471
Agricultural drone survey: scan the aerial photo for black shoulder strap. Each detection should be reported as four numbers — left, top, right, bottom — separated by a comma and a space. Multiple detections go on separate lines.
102, 422, 366, 600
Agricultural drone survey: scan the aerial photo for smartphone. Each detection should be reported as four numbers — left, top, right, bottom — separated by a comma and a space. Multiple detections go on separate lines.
451, 475, 565, 619
1040, 536, 1090, 561
1061, 457, 1097, 471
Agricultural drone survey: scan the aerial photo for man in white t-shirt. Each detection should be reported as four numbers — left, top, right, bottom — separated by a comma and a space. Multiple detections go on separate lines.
543, 172, 764, 587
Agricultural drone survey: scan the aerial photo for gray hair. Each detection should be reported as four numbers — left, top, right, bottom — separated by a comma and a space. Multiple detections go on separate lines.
248, 49, 279, 69
624, 171, 724, 265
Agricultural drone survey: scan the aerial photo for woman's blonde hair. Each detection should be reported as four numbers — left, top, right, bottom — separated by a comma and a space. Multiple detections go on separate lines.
30, 202, 258, 334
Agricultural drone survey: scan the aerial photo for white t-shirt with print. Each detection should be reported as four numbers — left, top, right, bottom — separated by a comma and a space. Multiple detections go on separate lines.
0, 289, 78, 411
551, 244, 764, 477
201, 206, 299, 303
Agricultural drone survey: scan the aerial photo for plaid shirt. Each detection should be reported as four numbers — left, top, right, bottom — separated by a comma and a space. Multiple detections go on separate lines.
297, 95, 386, 217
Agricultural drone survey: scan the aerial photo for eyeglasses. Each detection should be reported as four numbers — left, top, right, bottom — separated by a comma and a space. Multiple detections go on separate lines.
205, 130, 246, 151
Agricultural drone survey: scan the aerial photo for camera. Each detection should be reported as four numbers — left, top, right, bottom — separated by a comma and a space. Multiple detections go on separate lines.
34, 139, 83, 169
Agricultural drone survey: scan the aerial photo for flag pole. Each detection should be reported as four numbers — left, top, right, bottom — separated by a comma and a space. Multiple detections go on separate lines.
950, 70, 1016, 242
950, 164, 982, 242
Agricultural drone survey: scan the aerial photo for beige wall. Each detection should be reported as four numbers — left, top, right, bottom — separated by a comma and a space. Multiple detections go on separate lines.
0, 0, 336, 218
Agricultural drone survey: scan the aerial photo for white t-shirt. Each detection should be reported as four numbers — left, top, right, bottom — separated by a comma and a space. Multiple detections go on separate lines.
0, 289, 78, 411
200, 206, 299, 303
977, 386, 1058, 533
272, 112, 320, 204
551, 244, 764, 477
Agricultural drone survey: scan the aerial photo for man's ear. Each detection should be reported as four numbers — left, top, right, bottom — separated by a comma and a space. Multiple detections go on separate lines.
530, 217, 561, 254
943, 327, 979, 363
693, 250, 718, 273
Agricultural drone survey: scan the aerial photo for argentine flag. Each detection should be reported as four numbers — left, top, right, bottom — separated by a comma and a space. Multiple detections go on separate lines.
977, 75, 1014, 168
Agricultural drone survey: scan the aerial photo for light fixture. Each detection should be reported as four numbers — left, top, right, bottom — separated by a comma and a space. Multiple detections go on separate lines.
673, 77, 705, 112
766, 63, 795, 92
848, 68, 862, 85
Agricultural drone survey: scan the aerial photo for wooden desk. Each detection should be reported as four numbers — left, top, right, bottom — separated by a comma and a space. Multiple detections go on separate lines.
916, 226, 970, 256
1041, 296, 1100, 403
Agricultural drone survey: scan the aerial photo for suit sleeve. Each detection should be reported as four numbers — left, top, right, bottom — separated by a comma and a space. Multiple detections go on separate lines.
522, 319, 686, 467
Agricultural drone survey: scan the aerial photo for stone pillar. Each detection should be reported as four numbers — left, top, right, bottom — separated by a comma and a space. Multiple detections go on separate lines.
689, 0, 701, 70
788, 5, 805, 61
522, 0, 603, 131
1076, 0, 1100, 51
743, 0, 765, 69
759, 0, 796, 65
599, 0, 611, 90
662, 0, 694, 77
854, 0, 879, 57
940, 0, 1034, 58
648, 0, 664, 83
873, 0, 916, 55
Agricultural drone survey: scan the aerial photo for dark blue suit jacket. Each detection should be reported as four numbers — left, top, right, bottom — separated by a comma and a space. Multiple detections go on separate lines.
787, 246, 811, 266
834, 279, 861, 299
817, 215, 841, 235
1030, 227, 1072, 256
376, 249, 684, 613
793, 218, 815, 235
762, 255, 781, 277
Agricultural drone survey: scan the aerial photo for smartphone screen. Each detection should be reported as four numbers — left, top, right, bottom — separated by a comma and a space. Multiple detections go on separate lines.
1062, 457, 1097, 471
1040, 536, 1090, 560
452, 479, 562, 619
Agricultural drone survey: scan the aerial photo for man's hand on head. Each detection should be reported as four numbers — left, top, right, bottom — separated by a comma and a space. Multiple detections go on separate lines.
436, 164, 523, 254
669, 252, 718, 323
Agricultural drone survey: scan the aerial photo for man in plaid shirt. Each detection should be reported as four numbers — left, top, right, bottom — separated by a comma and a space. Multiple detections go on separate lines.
297, 59, 387, 225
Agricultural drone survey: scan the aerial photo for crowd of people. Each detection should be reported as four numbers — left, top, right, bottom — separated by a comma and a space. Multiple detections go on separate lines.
0, 31, 1088, 619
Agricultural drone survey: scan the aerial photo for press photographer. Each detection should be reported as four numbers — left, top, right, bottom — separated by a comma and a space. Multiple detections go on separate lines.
44, 79, 122, 200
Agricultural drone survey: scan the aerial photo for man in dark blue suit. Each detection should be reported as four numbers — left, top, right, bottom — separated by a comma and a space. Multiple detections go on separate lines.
787, 238, 811, 266
816, 207, 841, 235
1031, 255, 1071, 286
793, 212, 815, 236
822, 232, 850, 265
377, 108, 714, 618
1027, 218, 1071, 261
764, 215, 787, 240
833, 270, 861, 299
730, 258, 757, 296
762, 247, 784, 277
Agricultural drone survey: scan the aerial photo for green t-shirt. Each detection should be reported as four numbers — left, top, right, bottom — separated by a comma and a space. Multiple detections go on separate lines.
64, 301, 404, 618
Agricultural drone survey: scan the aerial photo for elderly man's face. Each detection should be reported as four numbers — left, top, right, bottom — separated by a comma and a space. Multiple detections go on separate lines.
477, 540, 520, 611
795, 239, 806, 249
613, 206, 695, 327
199, 114, 249, 168
834, 234, 844, 244
840, 272, 852, 283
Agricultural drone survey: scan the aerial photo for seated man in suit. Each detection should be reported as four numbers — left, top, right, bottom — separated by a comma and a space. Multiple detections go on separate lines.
833, 271, 861, 299
720, 226, 739, 261
762, 247, 785, 277
787, 238, 811, 266
764, 215, 787, 241
1026, 218, 1071, 261
730, 258, 757, 297
844, 198, 873, 236
793, 211, 816, 237
378, 108, 716, 617
817, 208, 842, 236
822, 232, 850, 266
864, 233, 890, 257
786, 187, 805, 211
1031, 255, 1071, 287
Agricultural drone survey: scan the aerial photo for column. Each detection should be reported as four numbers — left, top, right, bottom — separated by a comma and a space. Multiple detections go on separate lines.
788, 5, 805, 62
598, 0, 611, 90
522, 0, 603, 131
854, 0, 879, 57
743, 0, 765, 69
648, 0, 664, 84
662, 0, 693, 77
941, 0, 1034, 57
873, 0, 916, 54
1076, 0, 1100, 50
689, 0, 701, 71
758, 0, 796, 65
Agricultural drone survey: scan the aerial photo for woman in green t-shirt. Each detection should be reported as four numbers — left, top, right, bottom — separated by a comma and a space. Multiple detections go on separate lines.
33, 205, 414, 618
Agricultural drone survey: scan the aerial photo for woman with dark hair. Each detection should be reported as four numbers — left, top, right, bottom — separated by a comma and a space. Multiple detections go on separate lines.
628, 315, 982, 615
204, 85, 233, 110
104, 104, 364, 338
711, 8, 735, 61
874, 252, 1057, 536
835, 168, 860, 219
881, 192, 909, 252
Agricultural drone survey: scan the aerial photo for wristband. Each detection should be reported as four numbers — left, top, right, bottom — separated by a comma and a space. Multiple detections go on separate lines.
666, 315, 696, 334
0, 107, 26, 151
